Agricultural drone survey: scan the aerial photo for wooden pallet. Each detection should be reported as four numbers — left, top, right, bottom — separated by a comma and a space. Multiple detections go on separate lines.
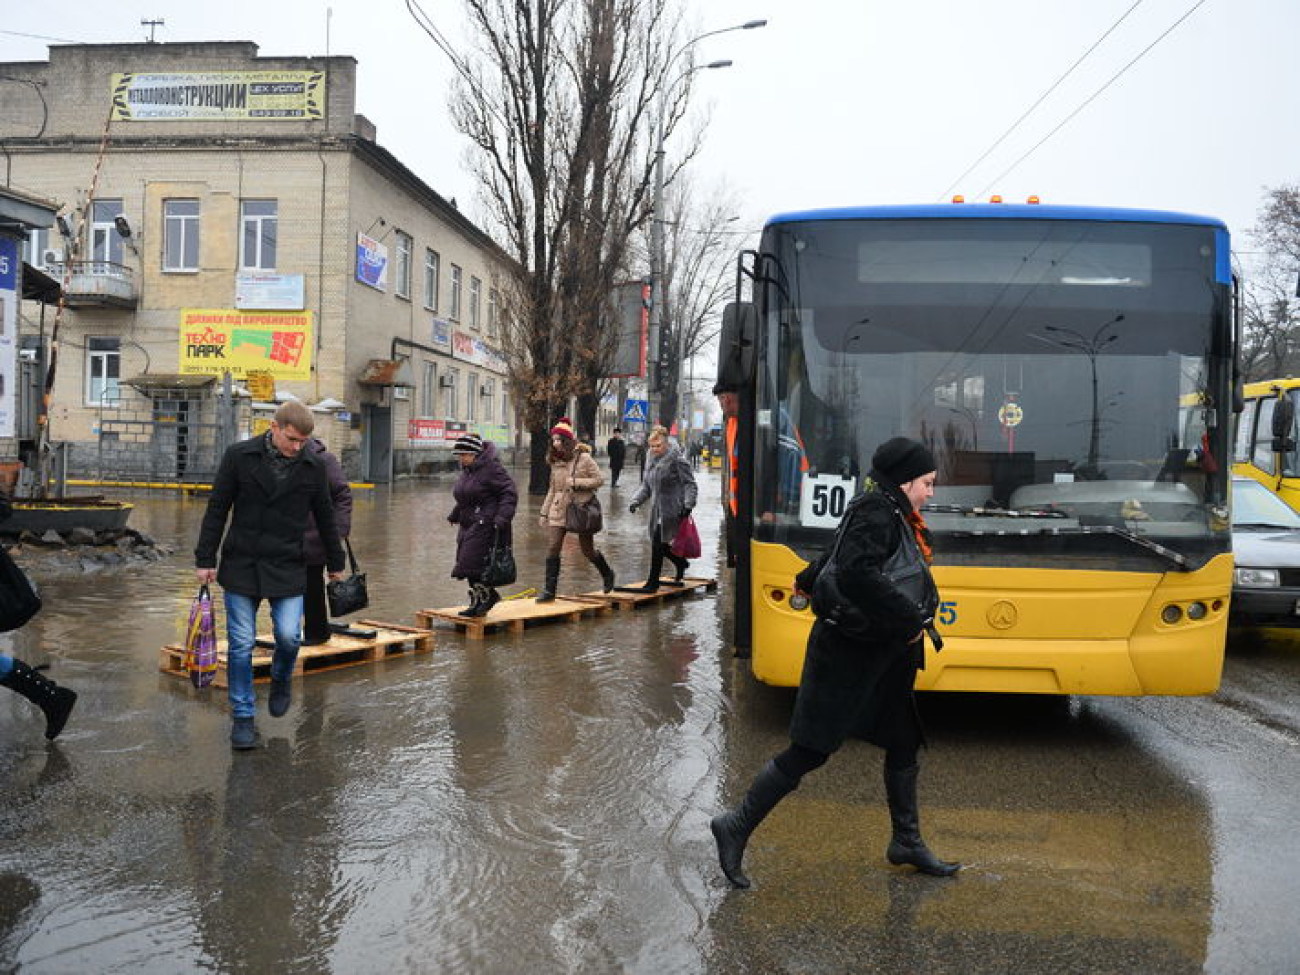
417, 595, 611, 640
585, 576, 718, 609
159, 619, 434, 688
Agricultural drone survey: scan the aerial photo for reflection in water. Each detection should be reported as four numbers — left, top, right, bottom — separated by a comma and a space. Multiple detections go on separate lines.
0, 476, 1227, 972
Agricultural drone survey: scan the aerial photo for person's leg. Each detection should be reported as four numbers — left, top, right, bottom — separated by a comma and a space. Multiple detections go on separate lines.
0, 653, 77, 740
883, 723, 959, 876
224, 592, 260, 748
663, 542, 689, 585
711, 743, 826, 888
537, 528, 565, 602
267, 594, 304, 718
301, 563, 330, 644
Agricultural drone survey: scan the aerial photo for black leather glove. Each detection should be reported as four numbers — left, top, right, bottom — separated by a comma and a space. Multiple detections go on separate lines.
629, 501, 640, 513
680, 505, 693, 519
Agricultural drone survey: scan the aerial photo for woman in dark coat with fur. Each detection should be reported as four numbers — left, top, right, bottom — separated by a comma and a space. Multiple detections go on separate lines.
447, 434, 518, 617
710, 436, 959, 888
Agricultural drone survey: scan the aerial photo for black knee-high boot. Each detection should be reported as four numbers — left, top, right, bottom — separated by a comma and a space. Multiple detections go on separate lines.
536, 556, 561, 602
634, 544, 664, 593
458, 585, 483, 617
710, 759, 799, 889
591, 551, 616, 592
1, 659, 77, 740
884, 764, 960, 877
664, 546, 689, 585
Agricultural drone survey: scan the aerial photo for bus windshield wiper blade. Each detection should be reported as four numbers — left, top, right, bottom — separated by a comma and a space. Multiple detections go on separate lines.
924, 504, 1069, 519
1043, 525, 1192, 570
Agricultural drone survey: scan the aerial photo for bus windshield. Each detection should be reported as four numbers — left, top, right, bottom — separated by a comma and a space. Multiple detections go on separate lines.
754, 215, 1232, 571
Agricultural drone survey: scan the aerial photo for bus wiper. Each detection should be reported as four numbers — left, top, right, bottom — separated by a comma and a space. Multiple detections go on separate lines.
924, 504, 1069, 519
1037, 525, 1192, 570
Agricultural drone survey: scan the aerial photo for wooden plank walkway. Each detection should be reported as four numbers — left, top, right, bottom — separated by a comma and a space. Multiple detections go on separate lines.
159, 619, 434, 687
583, 576, 717, 610
417, 595, 612, 640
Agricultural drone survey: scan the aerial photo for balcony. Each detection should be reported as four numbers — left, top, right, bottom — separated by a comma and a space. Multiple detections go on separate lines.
45, 260, 137, 309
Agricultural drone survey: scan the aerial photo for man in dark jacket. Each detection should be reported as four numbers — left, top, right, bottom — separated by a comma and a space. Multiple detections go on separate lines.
195, 401, 346, 750
606, 428, 627, 487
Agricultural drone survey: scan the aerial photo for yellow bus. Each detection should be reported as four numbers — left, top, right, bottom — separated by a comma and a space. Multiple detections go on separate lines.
717, 203, 1235, 694
1232, 378, 1300, 509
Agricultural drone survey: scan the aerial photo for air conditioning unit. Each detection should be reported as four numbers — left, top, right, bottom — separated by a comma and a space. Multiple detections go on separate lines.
438, 376, 456, 388
42, 248, 63, 266
480, 384, 492, 396
393, 386, 410, 401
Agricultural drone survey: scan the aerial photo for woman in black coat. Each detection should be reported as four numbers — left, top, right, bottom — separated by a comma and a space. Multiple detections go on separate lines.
447, 434, 518, 617
710, 436, 959, 888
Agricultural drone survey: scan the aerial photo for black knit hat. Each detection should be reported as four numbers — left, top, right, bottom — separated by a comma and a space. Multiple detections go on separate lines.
871, 436, 936, 486
451, 433, 484, 456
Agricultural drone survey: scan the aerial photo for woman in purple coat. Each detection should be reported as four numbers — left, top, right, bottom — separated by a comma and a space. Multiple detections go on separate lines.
302, 437, 353, 645
448, 433, 518, 617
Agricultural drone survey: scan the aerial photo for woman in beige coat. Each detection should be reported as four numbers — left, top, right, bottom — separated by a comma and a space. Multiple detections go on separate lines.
537, 418, 616, 601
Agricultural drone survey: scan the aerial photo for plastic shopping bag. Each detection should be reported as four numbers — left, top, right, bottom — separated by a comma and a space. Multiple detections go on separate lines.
183, 584, 218, 689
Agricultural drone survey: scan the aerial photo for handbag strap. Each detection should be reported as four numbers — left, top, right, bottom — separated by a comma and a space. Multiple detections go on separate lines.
343, 536, 360, 574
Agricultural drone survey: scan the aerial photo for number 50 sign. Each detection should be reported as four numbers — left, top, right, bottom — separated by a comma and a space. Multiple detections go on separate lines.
799, 473, 857, 528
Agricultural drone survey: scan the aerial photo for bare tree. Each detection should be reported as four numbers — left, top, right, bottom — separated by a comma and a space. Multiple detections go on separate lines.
1244, 185, 1300, 380
440, 0, 693, 492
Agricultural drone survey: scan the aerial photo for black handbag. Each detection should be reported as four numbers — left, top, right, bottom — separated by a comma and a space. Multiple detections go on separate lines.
481, 526, 517, 587
563, 458, 603, 534
564, 496, 603, 534
326, 538, 369, 617
811, 499, 931, 638
0, 544, 42, 632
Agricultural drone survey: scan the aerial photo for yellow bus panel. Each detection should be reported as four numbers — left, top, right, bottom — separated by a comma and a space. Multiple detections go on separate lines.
748, 541, 1229, 695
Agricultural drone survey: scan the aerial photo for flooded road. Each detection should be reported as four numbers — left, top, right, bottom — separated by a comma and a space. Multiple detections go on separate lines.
2, 469, 1299, 973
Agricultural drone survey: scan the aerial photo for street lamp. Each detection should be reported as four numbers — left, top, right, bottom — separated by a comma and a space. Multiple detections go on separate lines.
1036, 315, 1125, 474
648, 19, 766, 424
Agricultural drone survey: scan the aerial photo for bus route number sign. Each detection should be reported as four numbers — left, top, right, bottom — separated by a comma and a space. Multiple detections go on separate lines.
799, 473, 856, 528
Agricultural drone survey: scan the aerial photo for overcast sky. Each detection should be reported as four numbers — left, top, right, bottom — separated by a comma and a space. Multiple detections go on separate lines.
3, 0, 1298, 265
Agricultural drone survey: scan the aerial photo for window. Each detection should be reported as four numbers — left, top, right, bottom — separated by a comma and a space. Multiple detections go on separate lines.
424, 249, 440, 311
91, 199, 125, 264
450, 264, 462, 320
24, 227, 53, 267
163, 199, 200, 271
86, 337, 121, 407
421, 361, 437, 417
444, 367, 459, 418
469, 276, 482, 330
466, 372, 478, 423
240, 200, 277, 270
395, 231, 413, 299
487, 288, 499, 338
482, 376, 495, 423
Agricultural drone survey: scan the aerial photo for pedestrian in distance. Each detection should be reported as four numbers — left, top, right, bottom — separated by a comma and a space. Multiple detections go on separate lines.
536, 418, 615, 601
0, 490, 76, 740
621, 428, 698, 593
195, 401, 346, 751
448, 433, 518, 618
606, 427, 627, 488
301, 436, 352, 646
710, 436, 958, 888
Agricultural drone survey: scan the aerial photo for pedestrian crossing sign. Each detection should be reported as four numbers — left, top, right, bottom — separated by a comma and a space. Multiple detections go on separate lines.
622, 399, 649, 423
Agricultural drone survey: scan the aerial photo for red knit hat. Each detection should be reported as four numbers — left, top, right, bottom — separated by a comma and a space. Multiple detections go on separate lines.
550, 417, 576, 441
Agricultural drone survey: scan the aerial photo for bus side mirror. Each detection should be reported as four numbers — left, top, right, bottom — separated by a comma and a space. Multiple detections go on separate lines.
717, 302, 756, 391
1272, 396, 1296, 452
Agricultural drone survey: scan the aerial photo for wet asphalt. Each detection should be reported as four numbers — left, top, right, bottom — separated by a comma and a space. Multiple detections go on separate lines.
2, 468, 1299, 974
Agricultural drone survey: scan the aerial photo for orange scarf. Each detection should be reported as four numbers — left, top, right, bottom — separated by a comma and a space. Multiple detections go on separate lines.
907, 509, 933, 564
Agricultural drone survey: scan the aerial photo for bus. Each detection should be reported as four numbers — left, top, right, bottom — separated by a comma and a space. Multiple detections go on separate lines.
703, 424, 725, 469
1232, 377, 1300, 509
716, 202, 1236, 694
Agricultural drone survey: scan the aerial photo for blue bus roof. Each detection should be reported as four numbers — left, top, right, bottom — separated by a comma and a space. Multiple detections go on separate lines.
766, 203, 1228, 230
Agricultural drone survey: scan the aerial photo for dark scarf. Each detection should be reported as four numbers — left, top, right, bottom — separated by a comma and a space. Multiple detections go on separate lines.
868, 471, 933, 565
263, 430, 302, 487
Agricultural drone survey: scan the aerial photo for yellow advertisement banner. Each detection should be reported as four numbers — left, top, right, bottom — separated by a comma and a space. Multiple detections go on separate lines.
111, 71, 325, 121
179, 309, 313, 379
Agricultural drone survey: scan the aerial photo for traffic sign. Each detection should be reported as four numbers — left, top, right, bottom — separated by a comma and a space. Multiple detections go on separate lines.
622, 399, 649, 423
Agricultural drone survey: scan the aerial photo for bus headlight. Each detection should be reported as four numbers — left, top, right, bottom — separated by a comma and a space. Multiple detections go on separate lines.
789, 593, 810, 612
1234, 567, 1280, 588
1161, 605, 1183, 624
1186, 601, 1208, 621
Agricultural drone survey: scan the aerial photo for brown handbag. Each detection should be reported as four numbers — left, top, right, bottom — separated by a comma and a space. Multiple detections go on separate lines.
564, 458, 603, 533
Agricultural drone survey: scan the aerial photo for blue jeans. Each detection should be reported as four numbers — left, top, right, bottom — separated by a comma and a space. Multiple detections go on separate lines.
224, 592, 303, 718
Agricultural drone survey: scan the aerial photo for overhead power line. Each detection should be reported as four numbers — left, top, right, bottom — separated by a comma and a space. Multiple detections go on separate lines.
938, 0, 1145, 202
975, 0, 1209, 198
